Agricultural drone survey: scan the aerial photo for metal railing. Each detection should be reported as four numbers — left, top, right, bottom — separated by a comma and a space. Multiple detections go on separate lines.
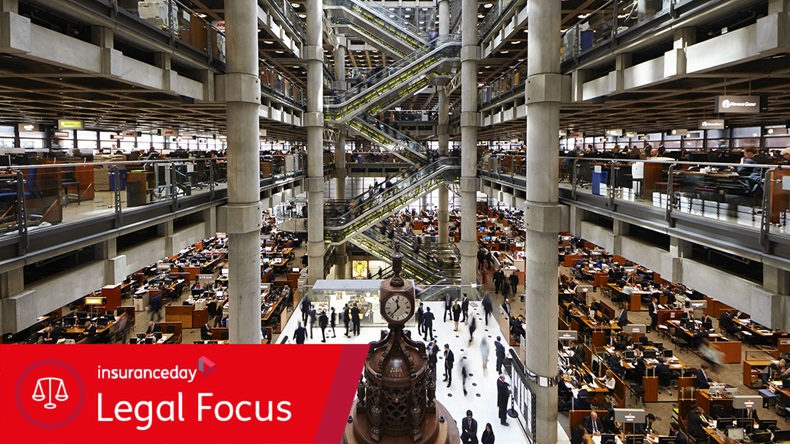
264, 0, 307, 42
350, 116, 429, 164
324, 0, 428, 48
561, 0, 641, 62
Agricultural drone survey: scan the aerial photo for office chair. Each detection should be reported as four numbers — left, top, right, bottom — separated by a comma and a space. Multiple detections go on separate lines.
61, 167, 80, 206
220, 332, 229, 340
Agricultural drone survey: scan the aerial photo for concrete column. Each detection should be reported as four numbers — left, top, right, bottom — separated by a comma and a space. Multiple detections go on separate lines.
524, 0, 561, 442
614, 53, 632, 92
225, 0, 263, 344
611, 220, 629, 255
438, 0, 450, 36
769, 0, 790, 14
669, 236, 692, 283
764, 264, 790, 295
0, 0, 18, 13
665, 27, 696, 78
459, 0, 479, 286
154, 52, 175, 93
94, 238, 117, 261
201, 207, 217, 238
0, 266, 24, 334
306, 0, 325, 284
91, 26, 113, 48
571, 69, 590, 103
334, 36, 347, 91
335, 244, 348, 280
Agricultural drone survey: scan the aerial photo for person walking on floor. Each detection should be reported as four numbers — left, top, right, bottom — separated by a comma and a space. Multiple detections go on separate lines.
330, 307, 337, 338
481, 423, 495, 444
427, 339, 439, 378
452, 300, 462, 331
461, 409, 479, 444
481, 337, 490, 376
443, 344, 454, 388
469, 316, 477, 344
149, 292, 163, 322
416, 301, 425, 335
308, 307, 317, 339
423, 307, 435, 341
443, 292, 453, 322
461, 361, 470, 396
497, 375, 510, 426
318, 310, 329, 343
351, 303, 361, 336
294, 322, 307, 344
300, 296, 311, 325
482, 295, 493, 326
461, 293, 469, 322
495, 336, 506, 374
508, 273, 519, 296
343, 303, 351, 337
493, 269, 505, 294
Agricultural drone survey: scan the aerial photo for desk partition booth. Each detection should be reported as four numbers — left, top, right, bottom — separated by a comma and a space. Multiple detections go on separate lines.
614, 408, 646, 435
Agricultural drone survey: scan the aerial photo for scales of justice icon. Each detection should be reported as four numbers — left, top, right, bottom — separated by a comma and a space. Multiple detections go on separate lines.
32, 377, 68, 409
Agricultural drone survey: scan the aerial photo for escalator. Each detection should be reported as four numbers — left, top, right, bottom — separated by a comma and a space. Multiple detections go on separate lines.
330, 18, 408, 59
324, 157, 460, 244
348, 115, 429, 165
324, 35, 461, 123
324, 0, 427, 55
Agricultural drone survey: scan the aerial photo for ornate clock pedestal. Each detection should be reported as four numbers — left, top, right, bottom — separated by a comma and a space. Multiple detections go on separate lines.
343, 245, 459, 444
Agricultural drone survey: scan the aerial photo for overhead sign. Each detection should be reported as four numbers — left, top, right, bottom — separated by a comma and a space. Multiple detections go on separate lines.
18, 123, 39, 132
110, 134, 124, 140
161, 129, 179, 137
605, 129, 623, 137
624, 131, 637, 138
766, 127, 788, 135
715, 95, 764, 114
58, 120, 84, 130
699, 119, 725, 130
53, 131, 70, 138
569, 132, 583, 138
669, 129, 688, 136
123, 131, 140, 137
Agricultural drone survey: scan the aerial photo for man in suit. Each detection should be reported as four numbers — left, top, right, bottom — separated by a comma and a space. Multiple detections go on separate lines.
501, 298, 511, 318
427, 340, 439, 377
648, 296, 659, 333
695, 364, 711, 389
669, 421, 689, 444
443, 292, 453, 322
300, 296, 311, 325
497, 375, 510, 426
318, 311, 329, 343
351, 303, 361, 336
686, 406, 710, 441
294, 322, 308, 344
416, 302, 425, 335
461, 410, 478, 444
461, 294, 469, 322
719, 310, 740, 335
634, 413, 655, 435
482, 295, 493, 325
495, 336, 506, 374
200, 322, 212, 340
443, 344, 454, 387
42, 325, 61, 344
422, 307, 435, 341
615, 302, 629, 327
508, 273, 519, 295
583, 411, 603, 435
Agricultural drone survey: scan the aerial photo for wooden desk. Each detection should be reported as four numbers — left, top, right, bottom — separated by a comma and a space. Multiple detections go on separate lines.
694, 389, 733, 417
710, 340, 742, 364
165, 305, 195, 329
732, 318, 781, 345
743, 359, 773, 388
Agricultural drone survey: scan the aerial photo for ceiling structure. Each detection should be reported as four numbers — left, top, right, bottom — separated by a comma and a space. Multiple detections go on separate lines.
1, 0, 787, 145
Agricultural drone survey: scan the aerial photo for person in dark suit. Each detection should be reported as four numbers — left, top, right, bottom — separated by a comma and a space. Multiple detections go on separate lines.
584, 411, 603, 435
200, 322, 212, 340
146, 321, 161, 334
343, 304, 351, 337
669, 421, 689, 444
495, 336, 506, 374
570, 424, 586, 444
308, 307, 317, 339
351, 303, 361, 336
461, 410, 478, 444
422, 307, 435, 341
508, 273, 519, 295
443, 344, 454, 387
443, 292, 453, 322
300, 296, 311, 325
461, 294, 469, 322
634, 413, 655, 435
501, 299, 511, 318
416, 302, 425, 335
481, 423, 495, 444
700, 313, 713, 330
329, 307, 337, 338
719, 310, 740, 335
686, 406, 710, 441
694, 364, 711, 389
615, 303, 629, 327
452, 301, 462, 331
648, 296, 659, 333
318, 311, 329, 343
42, 325, 61, 344
294, 322, 307, 344
427, 340, 439, 377
497, 375, 510, 426
482, 295, 493, 325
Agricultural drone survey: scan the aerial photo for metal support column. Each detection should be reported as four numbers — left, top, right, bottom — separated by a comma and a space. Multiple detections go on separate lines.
225, 0, 262, 344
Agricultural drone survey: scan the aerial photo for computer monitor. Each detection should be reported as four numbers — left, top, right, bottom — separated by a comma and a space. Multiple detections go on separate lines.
752, 431, 773, 442
735, 418, 753, 433
614, 408, 645, 424
726, 428, 744, 440
97, 317, 109, 327
600, 434, 616, 444
62, 317, 75, 327
137, 333, 146, 340
129, 338, 138, 344
558, 330, 578, 342
652, 342, 663, 351
731, 395, 756, 409
663, 349, 673, 358
643, 349, 657, 359
684, 321, 695, 330
771, 429, 790, 440
624, 350, 636, 360
758, 419, 777, 430
154, 332, 163, 340
716, 418, 734, 431
657, 437, 676, 444
144, 337, 154, 344
625, 435, 645, 444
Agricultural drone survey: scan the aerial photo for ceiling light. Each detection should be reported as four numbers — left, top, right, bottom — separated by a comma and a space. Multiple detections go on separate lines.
275, 50, 284, 54
405, 8, 411, 11
500, 50, 509, 54
478, 14, 485, 18
484, 3, 493, 7
578, 13, 590, 19
419, 21, 424, 24
405, 14, 410, 18
422, 7, 428, 11
291, 2, 299, 7
264, 40, 274, 44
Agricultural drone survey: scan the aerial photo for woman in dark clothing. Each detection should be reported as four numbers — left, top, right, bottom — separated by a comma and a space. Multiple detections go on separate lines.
481, 423, 495, 444
452, 301, 462, 331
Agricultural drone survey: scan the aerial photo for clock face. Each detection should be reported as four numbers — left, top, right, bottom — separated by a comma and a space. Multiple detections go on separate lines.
383, 294, 413, 323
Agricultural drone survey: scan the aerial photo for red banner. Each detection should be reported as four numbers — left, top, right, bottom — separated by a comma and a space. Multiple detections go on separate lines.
0, 345, 369, 443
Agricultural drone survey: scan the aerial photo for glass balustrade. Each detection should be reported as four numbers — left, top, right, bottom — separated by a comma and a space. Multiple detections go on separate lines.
350, 117, 428, 164
0, 155, 307, 241
479, 153, 790, 239
329, 18, 409, 58
324, 0, 428, 49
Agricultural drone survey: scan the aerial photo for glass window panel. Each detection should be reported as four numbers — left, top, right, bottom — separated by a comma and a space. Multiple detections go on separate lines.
0, 126, 14, 136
